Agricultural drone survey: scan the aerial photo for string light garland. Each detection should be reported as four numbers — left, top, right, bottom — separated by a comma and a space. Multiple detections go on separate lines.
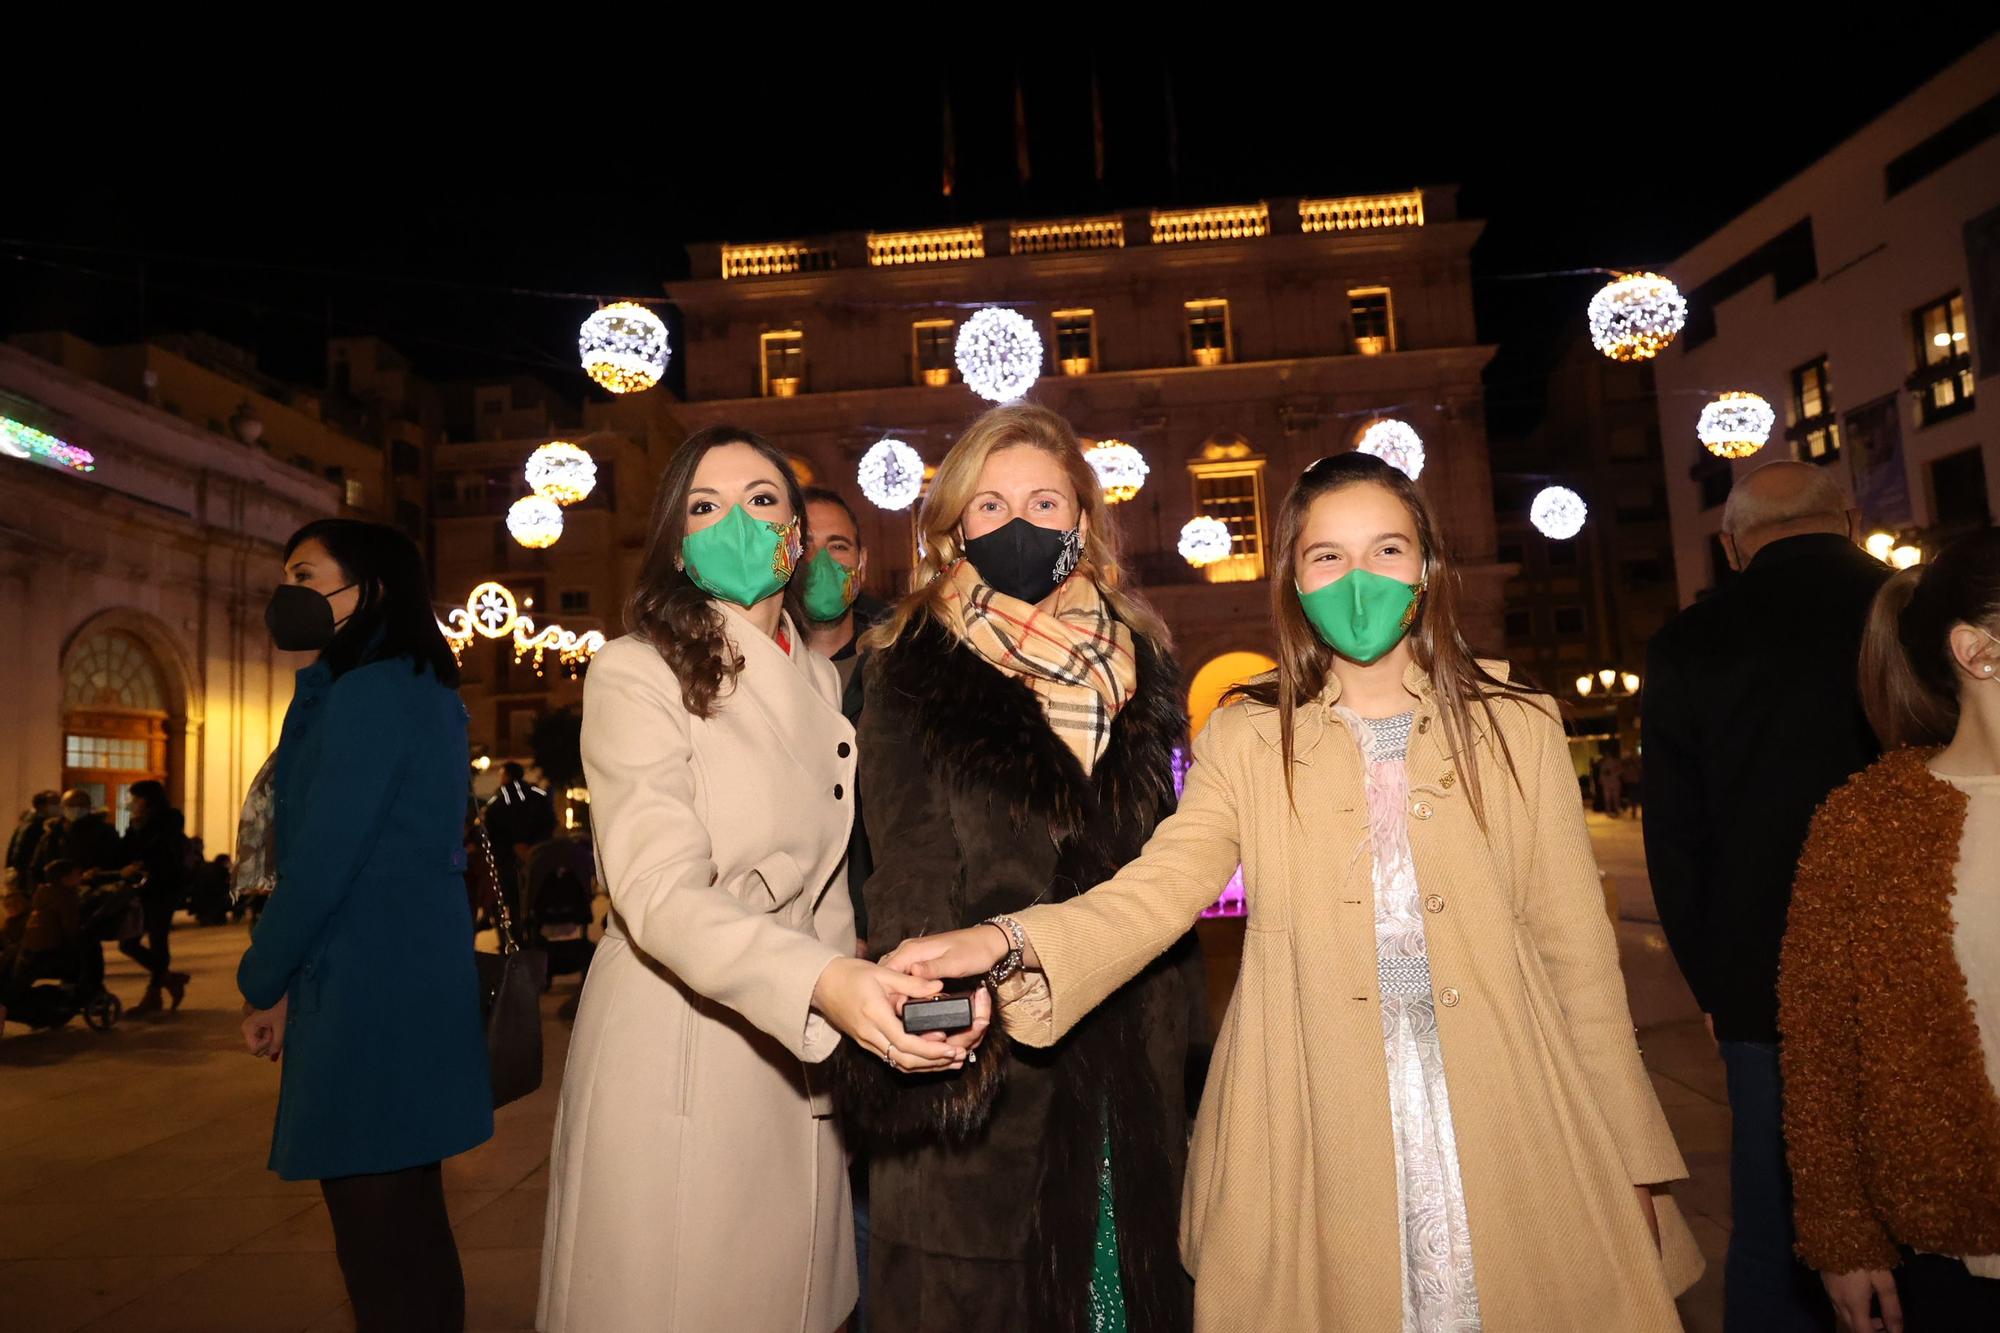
525, 440, 598, 504
1530, 486, 1589, 540
441, 581, 605, 676
1587, 273, 1687, 362
857, 437, 924, 510
954, 307, 1042, 402
1084, 440, 1149, 502
1, 415, 96, 472
1355, 419, 1426, 480
1178, 516, 1234, 567
1695, 392, 1775, 460
507, 495, 565, 549
578, 302, 669, 394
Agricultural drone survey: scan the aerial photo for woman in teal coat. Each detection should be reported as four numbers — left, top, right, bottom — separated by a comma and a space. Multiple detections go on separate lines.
239, 518, 492, 1333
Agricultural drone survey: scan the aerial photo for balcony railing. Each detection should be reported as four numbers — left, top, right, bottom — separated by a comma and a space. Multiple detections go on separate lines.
1009, 216, 1125, 255
867, 227, 985, 267
1151, 203, 1270, 245
1300, 190, 1425, 233
720, 241, 837, 280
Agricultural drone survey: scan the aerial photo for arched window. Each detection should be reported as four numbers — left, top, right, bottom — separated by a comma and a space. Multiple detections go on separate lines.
61, 629, 171, 831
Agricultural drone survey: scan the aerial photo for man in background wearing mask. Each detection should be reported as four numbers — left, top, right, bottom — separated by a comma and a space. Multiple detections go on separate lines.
799, 484, 890, 1333
32, 789, 122, 881
7, 790, 60, 880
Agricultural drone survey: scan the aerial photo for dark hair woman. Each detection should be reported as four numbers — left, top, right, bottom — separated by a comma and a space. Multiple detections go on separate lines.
236, 518, 490, 1332
833, 402, 1202, 1333
537, 426, 956, 1333
1781, 527, 2000, 1332
885, 451, 1705, 1331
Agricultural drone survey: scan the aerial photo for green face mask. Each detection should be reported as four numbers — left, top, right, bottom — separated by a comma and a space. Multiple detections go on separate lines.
680, 505, 800, 608
800, 546, 862, 623
1297, 568, 1422, 664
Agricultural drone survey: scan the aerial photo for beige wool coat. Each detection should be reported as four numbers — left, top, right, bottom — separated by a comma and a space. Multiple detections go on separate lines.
538, 609, 859, 1333
1003, 664, 1703, 1331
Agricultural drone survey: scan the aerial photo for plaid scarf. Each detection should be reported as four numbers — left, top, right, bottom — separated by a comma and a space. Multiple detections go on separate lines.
941, 558, 1137, 774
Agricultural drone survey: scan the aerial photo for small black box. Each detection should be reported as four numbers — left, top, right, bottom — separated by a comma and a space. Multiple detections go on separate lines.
901, 992, 976, 1034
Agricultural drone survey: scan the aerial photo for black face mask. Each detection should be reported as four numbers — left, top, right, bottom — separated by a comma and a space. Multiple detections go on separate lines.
961, 518, 1083, 605
265, 583, 354, 652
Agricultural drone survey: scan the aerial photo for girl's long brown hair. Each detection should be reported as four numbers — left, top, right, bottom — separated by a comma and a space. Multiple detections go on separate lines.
626, 425, 811, 717
1230, 451, 1538, 827
862, 402, 1171, 654
1861, 527, 2000, 747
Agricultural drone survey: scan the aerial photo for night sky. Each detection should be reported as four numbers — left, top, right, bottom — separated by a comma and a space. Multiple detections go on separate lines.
6, 31, 1995, 438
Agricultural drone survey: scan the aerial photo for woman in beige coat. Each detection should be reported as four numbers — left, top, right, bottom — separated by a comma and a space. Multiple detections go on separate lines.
538, 427, 964, 1333
887, 453, 1703, 1331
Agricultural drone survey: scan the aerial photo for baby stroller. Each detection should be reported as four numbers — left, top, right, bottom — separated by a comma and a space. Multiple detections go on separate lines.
0, 873, 134, 1032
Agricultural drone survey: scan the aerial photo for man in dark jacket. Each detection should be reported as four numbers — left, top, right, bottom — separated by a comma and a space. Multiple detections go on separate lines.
1643, 461, 1886, 1332
6, 790, 60, 878
119, 780, 190, 1013
484, 763, 555, 921
32, 789, 123, 880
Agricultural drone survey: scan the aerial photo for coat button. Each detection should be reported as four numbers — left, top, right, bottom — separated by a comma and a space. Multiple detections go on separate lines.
1425, 894, 1445, 914
834, 784, 844, 800
1439, 770, 1456, 789
1412, 801, 1434, 820
1439, 987, 1461, 1007
837, 741, 851, 758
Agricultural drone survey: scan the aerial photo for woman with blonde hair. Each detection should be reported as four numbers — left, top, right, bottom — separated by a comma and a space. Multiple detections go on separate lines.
1780, 527, 2000, 1332
886, 451, 1704, 1331
835, 402, 1202, 1333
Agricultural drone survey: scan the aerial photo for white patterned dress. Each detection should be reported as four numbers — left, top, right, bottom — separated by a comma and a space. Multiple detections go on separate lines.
1340, 707, 1482, 1332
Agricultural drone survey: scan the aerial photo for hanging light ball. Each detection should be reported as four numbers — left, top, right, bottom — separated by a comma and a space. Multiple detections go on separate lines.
578, 301, 669, 394
507, 495, 565, 549
525, 440, 598, 505
1695, 392, 1776, 460
857, 438, 924, 510
954, 307, 1043, 402
1085, 440, 1150, 503
1587, 272, 1687, 362
1355, 419, 1426, 480
1530, 486, 1589, 540
1178, 516, 1234, 567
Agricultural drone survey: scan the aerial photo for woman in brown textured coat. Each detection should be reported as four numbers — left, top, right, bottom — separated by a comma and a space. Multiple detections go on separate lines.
887, 454, 1703, 1331
1780, 527, 2000, 1332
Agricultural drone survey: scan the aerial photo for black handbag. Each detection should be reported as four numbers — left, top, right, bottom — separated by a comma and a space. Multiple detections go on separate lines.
474, 829, 547, 1109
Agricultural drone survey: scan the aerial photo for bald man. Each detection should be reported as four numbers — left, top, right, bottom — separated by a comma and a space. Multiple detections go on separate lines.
1643, 461, 1888, 1331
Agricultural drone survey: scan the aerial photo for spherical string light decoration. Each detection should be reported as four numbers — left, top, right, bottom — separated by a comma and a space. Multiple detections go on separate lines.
1529, 485, 1589, 541
1178, 516, 1234, 568
1587, 273, 1687, 362
1084, 440, 1150, 503
525, 440, 599, 505
857, 437, 925, 511
954, 307, 1043, 402
1355, 418, 1426, 480
577, 302, 669, 394
507, 495, 565, 549
1695, 392, 1775, 460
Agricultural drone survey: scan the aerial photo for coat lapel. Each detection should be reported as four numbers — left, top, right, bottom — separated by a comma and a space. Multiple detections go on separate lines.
714, 604, 850, 785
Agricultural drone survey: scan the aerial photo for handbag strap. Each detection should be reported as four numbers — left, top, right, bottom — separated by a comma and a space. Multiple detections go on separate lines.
476, 824, 520, 957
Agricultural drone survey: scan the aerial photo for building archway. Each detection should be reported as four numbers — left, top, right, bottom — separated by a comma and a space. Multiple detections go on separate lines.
59, 615, 190, 831
1187, 649, 1277, 736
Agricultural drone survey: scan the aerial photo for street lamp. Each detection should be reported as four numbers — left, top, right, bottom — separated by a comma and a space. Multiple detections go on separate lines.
1576, 668, 1642, 698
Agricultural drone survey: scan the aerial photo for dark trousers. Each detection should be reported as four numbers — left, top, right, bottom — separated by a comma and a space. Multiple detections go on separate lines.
321, 1161, 464, 1332
1899, 1250, 2000, 1329
117, 896, 174, 983
1719, 1040, 1834, 1332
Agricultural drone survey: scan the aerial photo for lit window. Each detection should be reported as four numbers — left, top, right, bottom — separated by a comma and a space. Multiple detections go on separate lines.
1349, 287, 1394, 355
344, 478, 366, 508
1053, 309, 1097, 375
1185, 300, 1231, 367
761, 330, 804, 397
1787, 357, 1840, 464
1187, 453, 1267, 581
912, 320, 955, 386
1911, 292, 1975, 426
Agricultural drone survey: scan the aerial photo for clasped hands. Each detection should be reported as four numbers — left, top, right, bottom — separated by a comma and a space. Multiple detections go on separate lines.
814, 922, 1026, 1075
